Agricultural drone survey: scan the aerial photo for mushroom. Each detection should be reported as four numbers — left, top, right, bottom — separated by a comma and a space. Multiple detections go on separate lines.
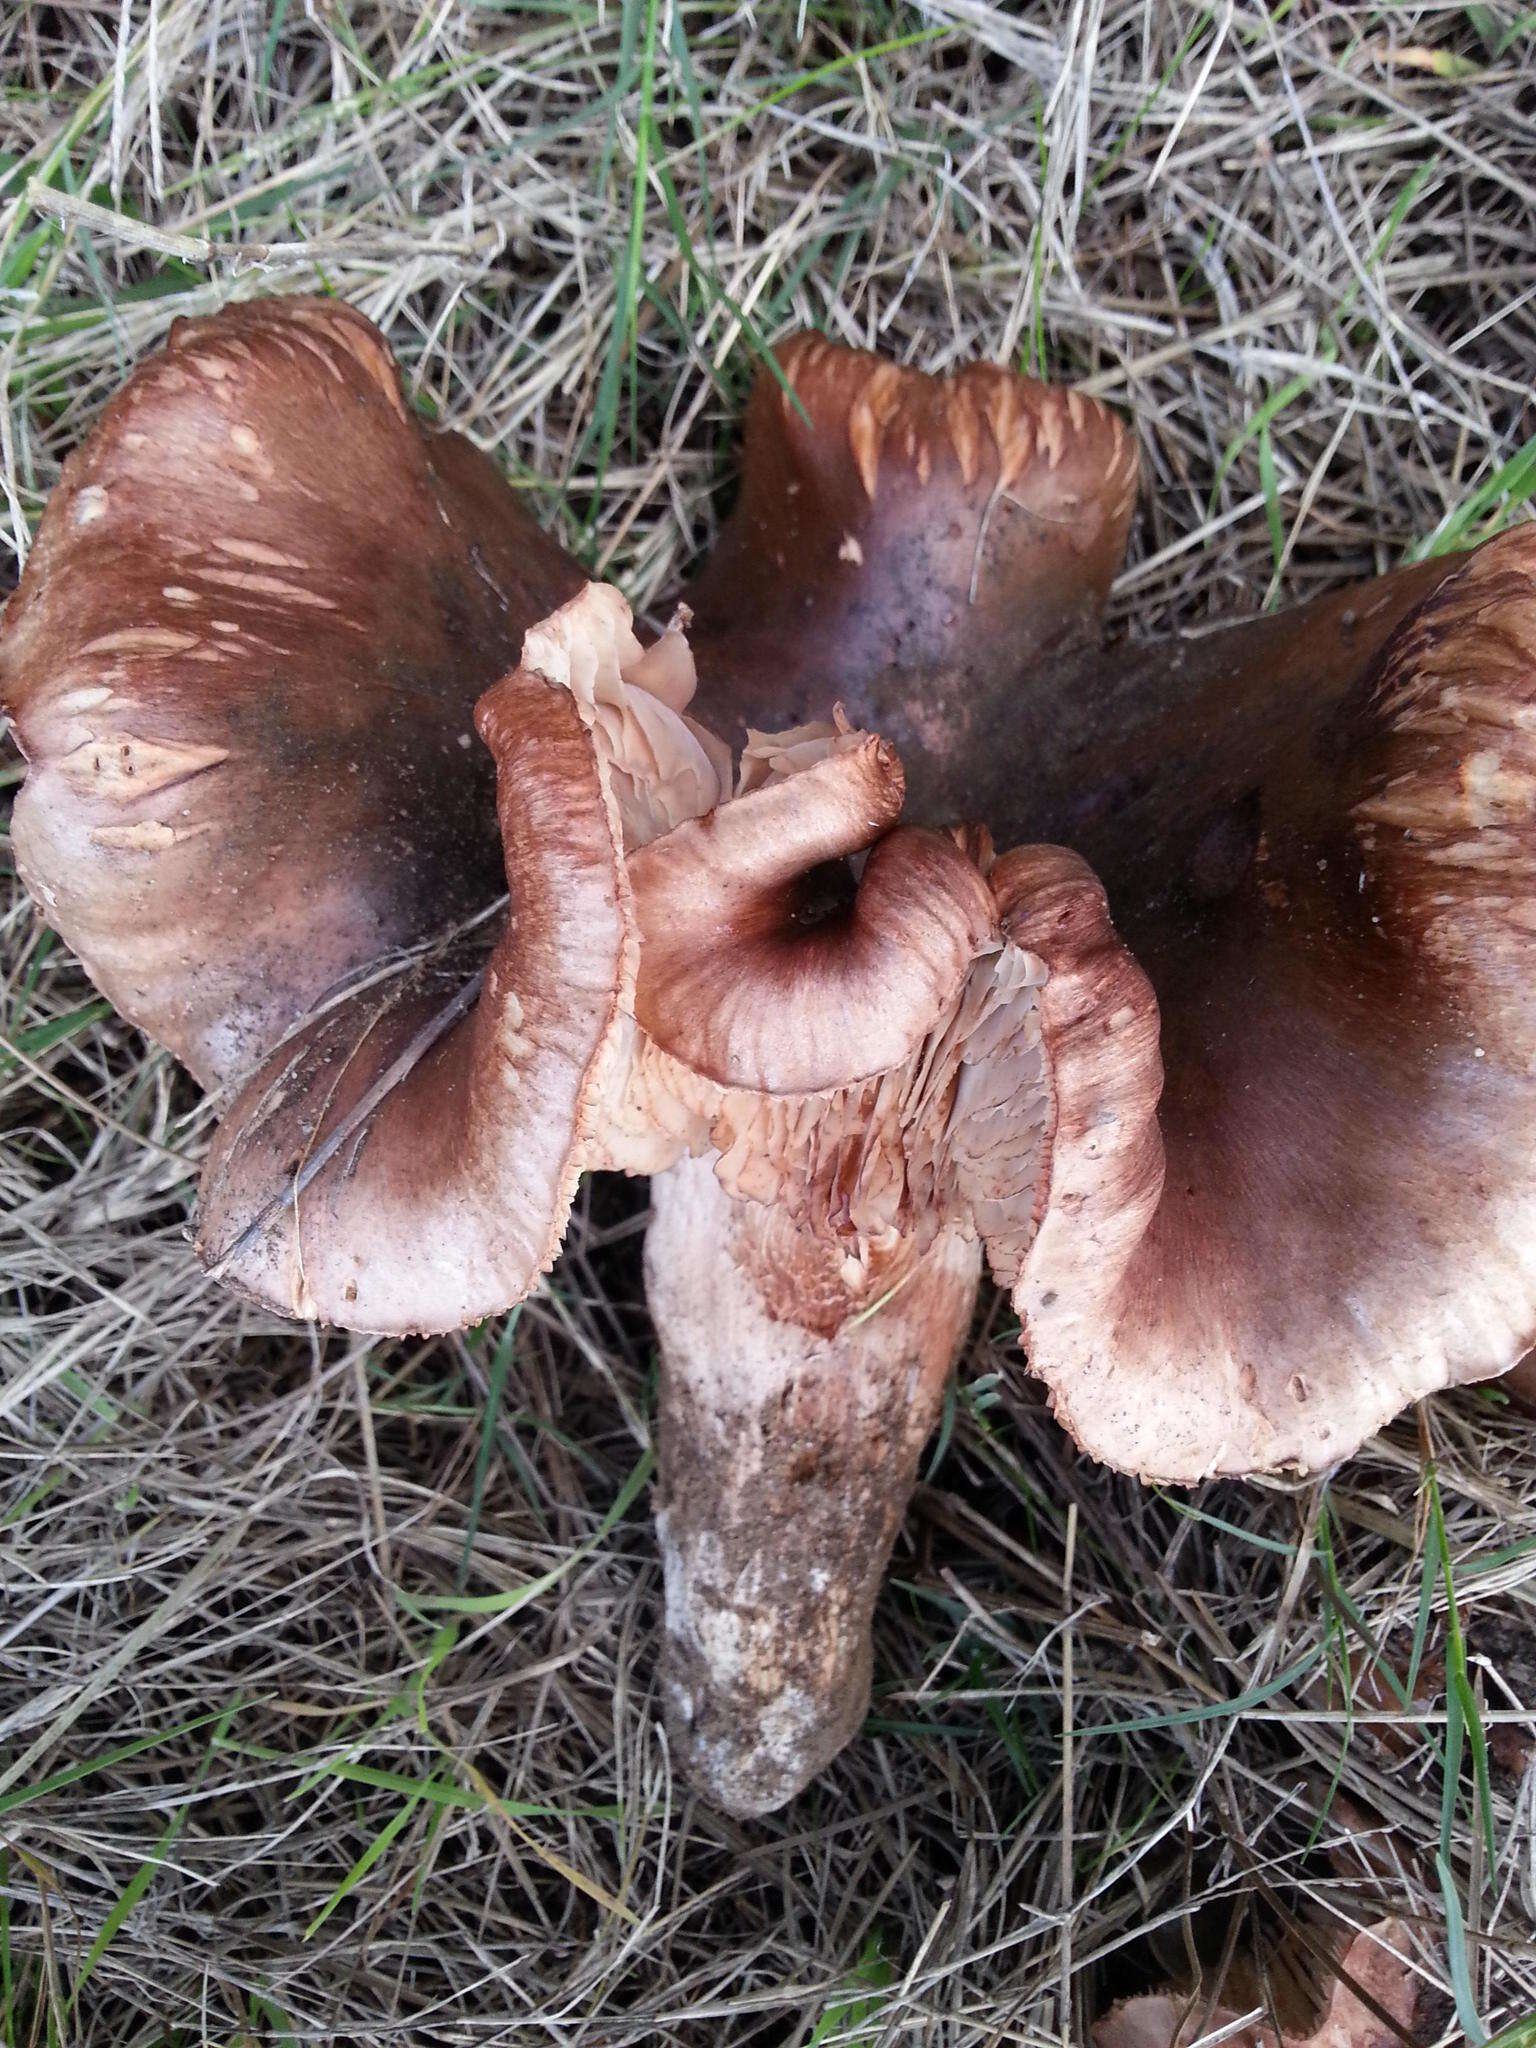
1091, 1916, 1423, 2048
1, 303, 1164, 1818
193, 573, 743, 1331
687, 330, 1536, 1486
186, 579, 1158, 1815
1, 300, 1160, 1819
0, 296, 730, 1342
32, 302, 1533, 1816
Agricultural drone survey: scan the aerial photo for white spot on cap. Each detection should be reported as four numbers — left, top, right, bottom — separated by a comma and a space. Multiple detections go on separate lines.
838, 533, 864, 565
89, 819, 211, 852
230, 424, 260, 456
73, 486, 109, 529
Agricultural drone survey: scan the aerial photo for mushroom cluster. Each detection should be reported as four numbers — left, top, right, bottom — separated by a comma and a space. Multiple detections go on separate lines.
5, 295, 1536, 1816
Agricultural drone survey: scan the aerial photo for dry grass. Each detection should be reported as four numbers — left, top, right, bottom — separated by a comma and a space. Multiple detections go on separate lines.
3, 3, 1536, 2042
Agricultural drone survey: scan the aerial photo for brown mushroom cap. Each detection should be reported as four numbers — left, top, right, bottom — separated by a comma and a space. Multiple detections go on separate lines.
1011, 528, 1536, 1480
193, 578, 738, 1333
628, 737, 998, 1092
1091, 1916, 1422, 2048
0, 296, 582, 1087
195, 663, 632, 1333
684, 331, 1138, 831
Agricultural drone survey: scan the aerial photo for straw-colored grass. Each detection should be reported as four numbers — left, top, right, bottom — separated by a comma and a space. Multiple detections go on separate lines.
3, 4, 1536, 2042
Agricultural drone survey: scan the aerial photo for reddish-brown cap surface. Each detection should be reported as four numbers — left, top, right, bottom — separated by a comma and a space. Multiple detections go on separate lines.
1017, 527, 1536, 1479
685, 332, 1138, 829
628, 736, 998, 1093
1091, 1917, 1423, 2048
195, 664, 633, 1333
0, 296, 582, 1087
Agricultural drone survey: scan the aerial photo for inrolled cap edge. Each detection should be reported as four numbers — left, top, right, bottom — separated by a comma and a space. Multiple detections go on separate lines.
1019, 527, 1536, 1481
993, 844, 1166, 1312
629, 744, 999, 1095
195, 665, 636, 1334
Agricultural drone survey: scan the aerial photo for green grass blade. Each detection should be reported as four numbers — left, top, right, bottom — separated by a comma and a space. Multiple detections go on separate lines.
408, 1446, 653, 1616
1487, 2017, 1536, 2048
1408, 432, 1536, 561
808, 1929, 894, 2045
1436, 1850, 1488, 2047
579, 0, 661, 523
1211, 160, 1433, 512
1154, 1493, 1297, 1557
67, 1699, 241, 2012
0, 1708, 236, 1822
1, 998, 110, 1069
305, 1794, 422, 1940
1258, 422, 1285, 591
1088, 8, 1215, 196
457, 1308, 520, 1590
1426, 1463, 1497, 1872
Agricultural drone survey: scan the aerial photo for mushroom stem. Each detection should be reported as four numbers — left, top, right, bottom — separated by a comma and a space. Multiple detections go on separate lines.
645, 1153, 981, 1817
